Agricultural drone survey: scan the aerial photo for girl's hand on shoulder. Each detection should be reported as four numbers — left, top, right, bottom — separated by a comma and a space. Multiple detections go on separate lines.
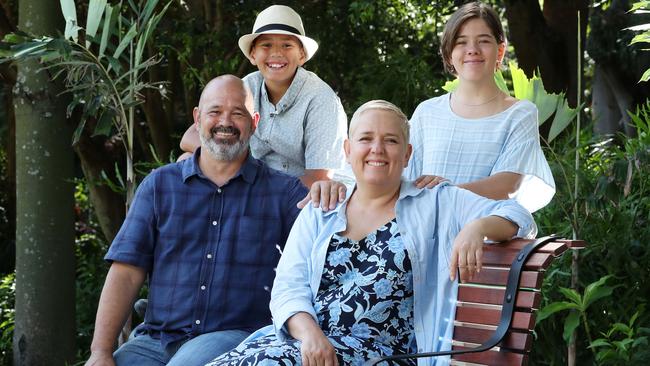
450, 220, 485, 283
414, 175, 449, 189
300, 331, 339, 366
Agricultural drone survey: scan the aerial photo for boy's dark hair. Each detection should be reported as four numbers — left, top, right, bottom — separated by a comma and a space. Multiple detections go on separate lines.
440, 1, 505, 74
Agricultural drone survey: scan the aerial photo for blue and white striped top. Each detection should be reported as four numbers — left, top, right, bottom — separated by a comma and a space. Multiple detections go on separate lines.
405, 94, 555, 212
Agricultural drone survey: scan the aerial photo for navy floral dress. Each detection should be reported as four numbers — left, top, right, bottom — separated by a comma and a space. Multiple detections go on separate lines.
206, 219, 416, 366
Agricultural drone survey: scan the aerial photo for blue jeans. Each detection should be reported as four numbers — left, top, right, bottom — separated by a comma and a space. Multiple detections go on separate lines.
113, 329, 251, 366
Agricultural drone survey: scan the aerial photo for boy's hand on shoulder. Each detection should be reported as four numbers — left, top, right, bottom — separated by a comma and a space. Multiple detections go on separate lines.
297, 180, 347, 211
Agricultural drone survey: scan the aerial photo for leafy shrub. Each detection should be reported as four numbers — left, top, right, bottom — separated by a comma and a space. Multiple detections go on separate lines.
0, 273, 14, 366
531, 102, 650, 365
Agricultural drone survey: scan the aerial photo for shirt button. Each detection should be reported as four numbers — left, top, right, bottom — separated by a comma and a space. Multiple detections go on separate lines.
195, 320, 201, 325
212, 220, 218, 226
200, 285, 206, 290
217, 188, 222, 194
206, 254, 212, 259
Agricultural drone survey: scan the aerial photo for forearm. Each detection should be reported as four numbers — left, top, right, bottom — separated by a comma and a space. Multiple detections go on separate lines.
458, 172, 523, 200
90, 262, 146, 355
179, 125, 200, 153
470, 215, 518, 242
286, 312, 323, 341
299, 169, 333, 188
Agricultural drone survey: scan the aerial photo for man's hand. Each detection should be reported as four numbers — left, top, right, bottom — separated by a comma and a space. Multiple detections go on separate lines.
449, 220, 485, 283
300, 331, 339, 366
297, 180, 347, 211
414, 175, 449, 189
84, 350, 116, 366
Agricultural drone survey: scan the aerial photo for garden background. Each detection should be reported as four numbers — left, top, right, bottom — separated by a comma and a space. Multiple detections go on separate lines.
0, 0, 649, 365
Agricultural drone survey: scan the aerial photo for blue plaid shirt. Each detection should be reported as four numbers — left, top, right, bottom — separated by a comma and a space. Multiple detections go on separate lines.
105, 149, 307, 348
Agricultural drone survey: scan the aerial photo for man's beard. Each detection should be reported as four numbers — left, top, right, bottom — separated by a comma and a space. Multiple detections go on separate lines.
199, 125, 250, 161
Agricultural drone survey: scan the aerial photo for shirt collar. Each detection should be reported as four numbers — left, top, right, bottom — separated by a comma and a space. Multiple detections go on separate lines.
182, 148, 259, 185
261, 67, 308, 113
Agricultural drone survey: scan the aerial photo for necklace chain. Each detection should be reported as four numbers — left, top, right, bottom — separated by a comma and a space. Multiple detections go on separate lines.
452, 91, 502, 107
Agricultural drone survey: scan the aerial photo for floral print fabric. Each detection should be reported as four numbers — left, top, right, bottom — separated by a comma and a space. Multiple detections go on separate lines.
206, 219, 415, 366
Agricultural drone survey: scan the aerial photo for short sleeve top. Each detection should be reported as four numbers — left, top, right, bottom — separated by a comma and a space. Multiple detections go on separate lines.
405, 94, 555, 212
244, 67, 348, 177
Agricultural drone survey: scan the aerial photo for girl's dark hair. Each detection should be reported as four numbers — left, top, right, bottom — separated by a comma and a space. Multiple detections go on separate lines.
440, 2, 505, 74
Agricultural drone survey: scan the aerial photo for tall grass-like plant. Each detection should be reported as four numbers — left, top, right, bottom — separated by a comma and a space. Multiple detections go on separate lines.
629, 1, 650, 82
0, 0, 171, 208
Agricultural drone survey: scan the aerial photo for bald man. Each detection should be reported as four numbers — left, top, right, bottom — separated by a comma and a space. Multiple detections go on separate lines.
85, 75, 308, 366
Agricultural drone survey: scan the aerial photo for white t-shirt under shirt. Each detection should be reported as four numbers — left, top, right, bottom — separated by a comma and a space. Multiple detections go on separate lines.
405, 94, 555, 212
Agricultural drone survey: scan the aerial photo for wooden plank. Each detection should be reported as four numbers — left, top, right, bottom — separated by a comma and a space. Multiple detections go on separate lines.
455, 307, 536, 331
458, 286, 541, 309
482, 251, 553, 270
451, 346, 527, 366
453, 326, 532, 352
485, 239, 568, 254
557, 239, 587, 249
468, 267, 543, 289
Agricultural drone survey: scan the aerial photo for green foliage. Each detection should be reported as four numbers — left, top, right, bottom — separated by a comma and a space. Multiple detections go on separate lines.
589, 309, 650, 365
629, 1, 650, 82
531, 102, 650, 365
537, 275, 616, 344
0, 273, 14, 366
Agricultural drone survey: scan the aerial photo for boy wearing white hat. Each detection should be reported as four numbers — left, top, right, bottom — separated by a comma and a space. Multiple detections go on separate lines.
181, 5, 347, 187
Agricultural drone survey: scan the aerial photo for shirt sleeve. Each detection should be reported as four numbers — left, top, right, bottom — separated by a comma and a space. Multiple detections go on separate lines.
104, 172, 157, 271
282, 177, 309, 240
270, 205, 319, 341
443, 185, 537, 239
491, 104, 556, 212
404, 105, 423, 181
303, 91, 347, 171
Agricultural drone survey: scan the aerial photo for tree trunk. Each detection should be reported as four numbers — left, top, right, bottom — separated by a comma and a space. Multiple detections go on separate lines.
12, 1, 76, 365
73, 132, 126, 243
503, 0, 589, 107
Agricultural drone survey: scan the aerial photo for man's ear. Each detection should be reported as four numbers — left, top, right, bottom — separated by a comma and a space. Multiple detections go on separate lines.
251, 112, 260, 131
193, 107, 200, 130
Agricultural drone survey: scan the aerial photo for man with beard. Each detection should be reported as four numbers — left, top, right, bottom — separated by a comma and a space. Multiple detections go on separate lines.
85, 75, 308, 366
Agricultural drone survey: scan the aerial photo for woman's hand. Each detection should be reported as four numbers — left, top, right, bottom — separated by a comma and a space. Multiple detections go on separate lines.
300, 331, 339, 366
414, 175, 449, 189
287, 312, 339, 366
297, 180, 347, 211
450, 220, 485, 283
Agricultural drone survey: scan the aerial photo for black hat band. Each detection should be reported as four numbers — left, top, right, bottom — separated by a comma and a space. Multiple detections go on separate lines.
254, 23, 302, 36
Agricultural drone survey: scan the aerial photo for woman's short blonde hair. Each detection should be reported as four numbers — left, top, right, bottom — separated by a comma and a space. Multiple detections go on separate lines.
349, 100, 410, 144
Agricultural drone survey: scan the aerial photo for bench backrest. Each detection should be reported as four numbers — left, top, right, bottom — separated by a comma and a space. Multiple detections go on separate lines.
450, 238, 586, 366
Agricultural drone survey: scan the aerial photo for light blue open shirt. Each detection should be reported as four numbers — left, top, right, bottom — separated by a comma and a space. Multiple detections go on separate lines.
254, 181, 535, 365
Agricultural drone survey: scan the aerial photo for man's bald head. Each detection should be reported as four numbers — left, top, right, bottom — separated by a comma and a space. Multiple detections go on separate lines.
198, 75, 255, 117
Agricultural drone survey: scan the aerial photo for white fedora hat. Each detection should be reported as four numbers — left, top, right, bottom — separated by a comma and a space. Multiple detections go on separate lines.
238, 5, 319, 61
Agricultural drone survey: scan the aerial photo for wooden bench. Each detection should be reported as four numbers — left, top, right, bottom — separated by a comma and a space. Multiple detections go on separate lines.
366, 236, 586, 366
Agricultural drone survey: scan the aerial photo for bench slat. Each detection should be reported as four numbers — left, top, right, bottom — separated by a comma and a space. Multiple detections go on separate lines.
451, 346, 527, 365
453, 326, 532, 351
455, 307, 536, 331
482, 251, 554, 270
557, 239, 586, 249
468, 268, 543, 288
458, 286, 541, 309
